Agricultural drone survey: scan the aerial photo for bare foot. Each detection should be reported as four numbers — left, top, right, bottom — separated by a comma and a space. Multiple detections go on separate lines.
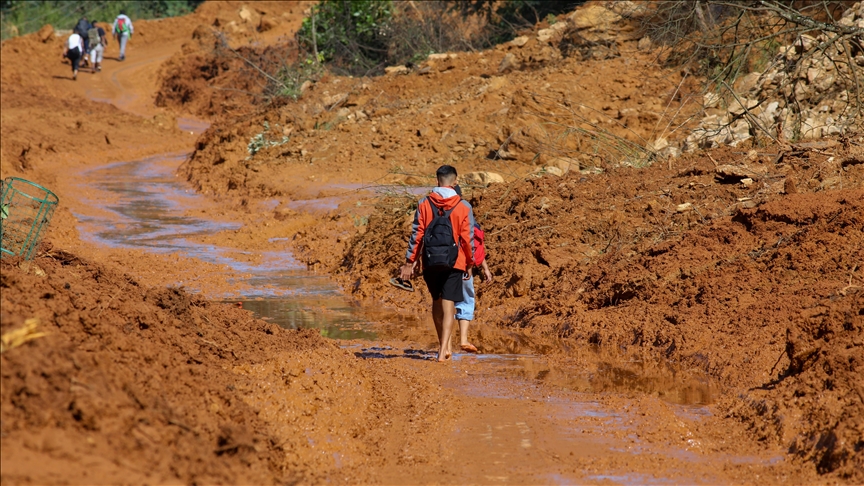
460, 343, 479, 353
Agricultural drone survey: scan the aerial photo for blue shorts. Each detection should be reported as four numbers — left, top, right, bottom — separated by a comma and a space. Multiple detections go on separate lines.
455, 274, 475, 320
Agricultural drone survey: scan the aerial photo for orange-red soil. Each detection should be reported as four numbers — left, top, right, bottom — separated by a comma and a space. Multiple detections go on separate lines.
2, 1, 862, 483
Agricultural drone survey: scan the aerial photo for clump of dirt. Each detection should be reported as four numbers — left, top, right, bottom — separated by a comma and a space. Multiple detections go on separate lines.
155, 28, 298, 118
307, 138, 863, 480
0, 245, 455, 484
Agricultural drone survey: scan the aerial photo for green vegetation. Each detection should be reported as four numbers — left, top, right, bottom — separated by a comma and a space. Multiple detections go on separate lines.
0, 0, 204, 40
247, 122, 290, 158
297, 0, 393, 75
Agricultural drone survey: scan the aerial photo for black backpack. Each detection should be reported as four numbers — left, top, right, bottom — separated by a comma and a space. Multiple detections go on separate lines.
422, 200, 459, 270
74, 18, 90, 35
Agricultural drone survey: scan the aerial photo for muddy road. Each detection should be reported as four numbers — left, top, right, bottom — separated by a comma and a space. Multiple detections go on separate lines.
2, 1, 859, 484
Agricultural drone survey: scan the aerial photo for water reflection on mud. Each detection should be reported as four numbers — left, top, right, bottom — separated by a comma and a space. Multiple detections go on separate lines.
74, 154, 412, 337
356, 347, 716, 406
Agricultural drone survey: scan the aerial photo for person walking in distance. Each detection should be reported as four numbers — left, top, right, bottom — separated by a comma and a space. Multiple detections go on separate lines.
87, 20, 107, 72
400, 165, 475, 362
113, 10, 134, 61
452, 185, 493, 353
63, 31, 84, 80
73, 17, 92, 67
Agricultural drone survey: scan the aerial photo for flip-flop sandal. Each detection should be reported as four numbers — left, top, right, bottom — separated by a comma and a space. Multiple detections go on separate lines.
460, 343, 479, 353
389, 277, 414, 292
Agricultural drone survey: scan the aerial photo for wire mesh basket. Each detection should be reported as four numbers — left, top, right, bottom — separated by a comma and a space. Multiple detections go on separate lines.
1, 177, 59, 260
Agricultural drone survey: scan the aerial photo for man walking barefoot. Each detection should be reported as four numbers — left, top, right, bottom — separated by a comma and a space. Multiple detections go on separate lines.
401, 165, 474, 362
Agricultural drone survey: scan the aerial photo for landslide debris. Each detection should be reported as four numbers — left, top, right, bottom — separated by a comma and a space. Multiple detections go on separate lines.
0, 246, 454, 484
322, 138, 864, 480
680, 2, 864, 150
174, 3, 702, 199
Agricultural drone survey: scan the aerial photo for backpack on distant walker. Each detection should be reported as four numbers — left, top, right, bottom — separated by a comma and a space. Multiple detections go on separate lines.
422, 200, 459, 270
115, 17, 129, 35
88, 27, 100, 48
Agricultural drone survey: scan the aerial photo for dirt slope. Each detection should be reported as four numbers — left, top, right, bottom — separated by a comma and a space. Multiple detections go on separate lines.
0, 248, 457, 484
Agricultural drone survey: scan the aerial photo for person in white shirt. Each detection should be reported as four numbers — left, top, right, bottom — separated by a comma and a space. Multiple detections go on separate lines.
63, 32, 84, 80
112, 11, 134, 61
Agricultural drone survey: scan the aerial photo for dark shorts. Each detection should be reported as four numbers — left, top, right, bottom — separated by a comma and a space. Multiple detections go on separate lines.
423, 268, 465, 302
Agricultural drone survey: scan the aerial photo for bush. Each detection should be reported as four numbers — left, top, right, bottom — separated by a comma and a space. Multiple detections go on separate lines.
297, 0, 394, 75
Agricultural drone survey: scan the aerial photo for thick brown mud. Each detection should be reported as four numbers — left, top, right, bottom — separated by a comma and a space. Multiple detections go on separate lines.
1, 1, 860, 484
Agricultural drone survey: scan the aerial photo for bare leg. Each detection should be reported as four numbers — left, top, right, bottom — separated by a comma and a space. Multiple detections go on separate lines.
437, 299, 455, 361
432, 299, 444, 346
458, 319, 469, 346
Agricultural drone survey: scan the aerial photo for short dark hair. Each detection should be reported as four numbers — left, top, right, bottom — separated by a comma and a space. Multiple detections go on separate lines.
119, 10, 126, 15
436, 165, 457, 185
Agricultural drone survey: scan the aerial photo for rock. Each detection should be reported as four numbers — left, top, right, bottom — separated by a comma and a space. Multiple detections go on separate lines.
733, 72, 761, 94
548, 157, 578, 173
537, 166, 565, 177
569, 5, 621, 30
659, 145, 681, 159
36, 24, 54, 43
299, 80, 313, 93
384, 65, 409, 75
537, 21, 569, 43
783, 177, 797, 194
258, 16, 278, 32
741, 178, 754, 187
676, 202, 693, 213
703, 92, 721, 108
606, 1, 645, 17
715, 164, 760, 181
637, 36, 652, 51
427, 53, 456, 60
498, 53, 520, 74
650, 137, 669, 152
510, 36, 529, 47
238, 6, 254, 23
322, 93, 348, 110
462, 172, 505, 186
403, 176, 424, 186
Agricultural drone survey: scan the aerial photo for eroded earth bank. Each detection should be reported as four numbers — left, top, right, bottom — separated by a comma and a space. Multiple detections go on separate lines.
1, 1, 862, 484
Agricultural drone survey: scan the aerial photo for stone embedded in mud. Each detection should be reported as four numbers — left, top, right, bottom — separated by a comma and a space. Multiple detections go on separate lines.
498, 53, 520, 74
323, 93, 348, 111
384, 65, 409, 75
637, 36, 652, 51
703, 93, 721, 109
547, 156, 579, 173
715, 164, 760, 181
258, 15, 278, 32
537, 22, 569, 43
510, 36, 530, 47
569, 5, 621, 30
676, 202, 693, 212
462, 171, 505, 186
650, 137, 669, 152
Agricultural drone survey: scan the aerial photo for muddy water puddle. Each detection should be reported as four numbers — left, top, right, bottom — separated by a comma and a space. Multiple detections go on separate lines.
74, 154, 402, 338
355, 347, 715, 406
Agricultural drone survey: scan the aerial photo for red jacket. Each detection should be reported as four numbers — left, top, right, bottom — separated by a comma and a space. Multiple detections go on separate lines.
406, 188, 474, 271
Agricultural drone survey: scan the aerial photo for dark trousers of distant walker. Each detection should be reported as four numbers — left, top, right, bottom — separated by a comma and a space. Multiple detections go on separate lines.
67, 47, 81, 79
